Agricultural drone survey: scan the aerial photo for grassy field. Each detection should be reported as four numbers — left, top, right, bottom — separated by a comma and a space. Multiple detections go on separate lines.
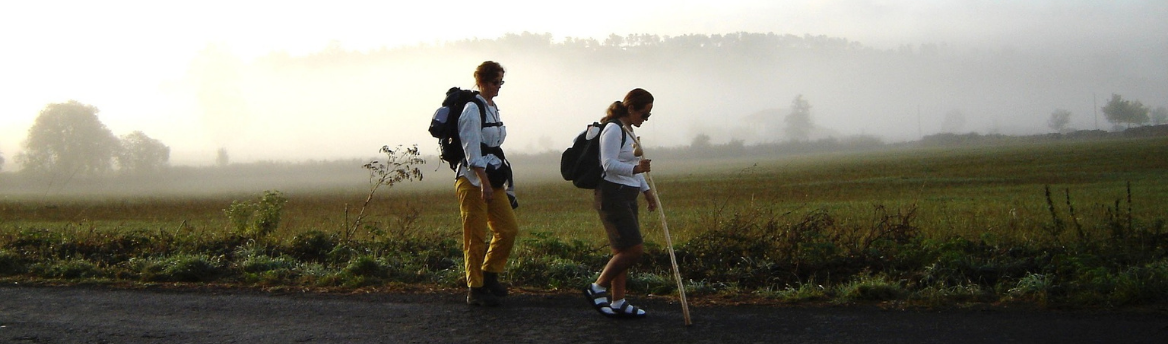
1, 136, 1166, 307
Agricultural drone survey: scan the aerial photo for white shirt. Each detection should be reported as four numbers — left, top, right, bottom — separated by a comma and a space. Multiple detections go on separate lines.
456, 94, 506, 187
599, 121, 649, 192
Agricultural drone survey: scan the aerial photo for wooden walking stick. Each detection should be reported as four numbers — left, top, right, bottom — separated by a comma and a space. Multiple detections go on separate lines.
624, 126, 692, 326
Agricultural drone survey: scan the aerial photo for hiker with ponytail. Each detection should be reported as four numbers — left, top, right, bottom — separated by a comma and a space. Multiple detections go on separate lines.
583, 88, 657, 318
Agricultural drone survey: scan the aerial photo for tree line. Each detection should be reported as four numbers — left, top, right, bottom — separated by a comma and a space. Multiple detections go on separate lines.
4, 32, 1165, 178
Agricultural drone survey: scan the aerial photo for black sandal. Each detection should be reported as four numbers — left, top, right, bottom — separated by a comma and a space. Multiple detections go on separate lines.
583, 286, 618, 318
612, 301, 647, 319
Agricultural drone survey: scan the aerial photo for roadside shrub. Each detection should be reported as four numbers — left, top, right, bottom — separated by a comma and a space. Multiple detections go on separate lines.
756, 282, 829, 302
0, 249, 25, 275
509, 256, 591, 290
344, 255, 384, 278
683, 279, 720, 296
1007, 272, 1053, 304
238, 254, 299, 274
1106, 259, 1168, 305
835, 274, 905, 302
680, 213, 786, 288
286, 230, 338, 263
165, 255, 223, 282
6, 228, 63, 258
128, 254, 223, 282
628, 272, 677, 295
35, 258, 101, 279
223, 190, 288, 239
224, 201, 255, 235
236, 253, 301, 284
914, 283, 995, 306
518, 231, 602, 266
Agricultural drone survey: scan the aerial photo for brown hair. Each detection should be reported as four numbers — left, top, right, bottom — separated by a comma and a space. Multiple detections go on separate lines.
601, 88, 654, 122
474, 61, 505, 89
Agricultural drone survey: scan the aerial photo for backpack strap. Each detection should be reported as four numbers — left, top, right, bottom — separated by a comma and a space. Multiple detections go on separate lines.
469, 97, 502, 129
470, 97, 511, 188
605, 118, 627, 146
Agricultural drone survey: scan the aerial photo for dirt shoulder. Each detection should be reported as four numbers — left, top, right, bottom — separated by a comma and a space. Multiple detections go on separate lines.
2, 284, 1167, 343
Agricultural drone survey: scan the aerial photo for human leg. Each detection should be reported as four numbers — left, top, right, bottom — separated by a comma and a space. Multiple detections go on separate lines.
478, 183, 518, 297
456, 178, 499, 306
587, 181, 646, 316
482, 184, 518, 276
596, 244, 643, 301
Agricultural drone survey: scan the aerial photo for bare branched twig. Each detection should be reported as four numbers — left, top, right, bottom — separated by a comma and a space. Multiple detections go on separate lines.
345, 145, 425, 242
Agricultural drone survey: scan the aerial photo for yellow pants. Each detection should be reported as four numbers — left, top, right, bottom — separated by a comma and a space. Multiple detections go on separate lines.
455, 177, 519, 288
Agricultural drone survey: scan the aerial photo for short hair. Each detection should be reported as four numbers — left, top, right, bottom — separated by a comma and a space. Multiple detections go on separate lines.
474, 61, 505, 89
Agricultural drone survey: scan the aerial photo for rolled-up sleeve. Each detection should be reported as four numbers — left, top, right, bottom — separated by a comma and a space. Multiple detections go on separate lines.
459, 102, 485, 168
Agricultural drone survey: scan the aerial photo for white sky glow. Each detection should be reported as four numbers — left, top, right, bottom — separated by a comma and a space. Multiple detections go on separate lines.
1, 0, 1165, 167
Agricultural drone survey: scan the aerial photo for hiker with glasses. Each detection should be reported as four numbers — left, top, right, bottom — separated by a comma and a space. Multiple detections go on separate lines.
455, 61, 518, 306
584, 88, 657, 318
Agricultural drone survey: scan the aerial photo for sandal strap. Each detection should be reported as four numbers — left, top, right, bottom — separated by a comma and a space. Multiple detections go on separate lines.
598, 305, 617, 316
586, 288, 609, 306
616, 302, 644, 315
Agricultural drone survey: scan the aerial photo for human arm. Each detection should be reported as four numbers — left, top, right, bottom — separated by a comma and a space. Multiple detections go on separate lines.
599, 122, 651, 176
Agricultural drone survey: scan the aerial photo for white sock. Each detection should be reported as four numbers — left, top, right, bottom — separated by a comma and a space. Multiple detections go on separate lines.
610, 299, 626, 308
590, 283, 607, 293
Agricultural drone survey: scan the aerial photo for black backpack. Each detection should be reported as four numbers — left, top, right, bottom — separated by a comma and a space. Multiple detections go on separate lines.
429, 87, 489, 170
560, 119, 626, 189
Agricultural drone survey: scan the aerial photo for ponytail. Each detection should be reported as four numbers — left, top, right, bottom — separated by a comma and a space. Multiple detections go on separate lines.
600, 88, 654, 122
601, 101, 628, 122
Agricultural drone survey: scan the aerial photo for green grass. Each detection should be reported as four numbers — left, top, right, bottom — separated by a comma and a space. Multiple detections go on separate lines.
1, 136, 1167, 307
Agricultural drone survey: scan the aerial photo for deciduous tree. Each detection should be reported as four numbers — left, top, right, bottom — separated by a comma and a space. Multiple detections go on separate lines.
117, 131, 170, 174
784, 95, 813, 142
1101, 94, 1149, 129
1048, 109, 1073, 133
216, 148, 230, 167
690, 133, 712, 149
16, 101, 119, 177
1152, 106, 1168, 125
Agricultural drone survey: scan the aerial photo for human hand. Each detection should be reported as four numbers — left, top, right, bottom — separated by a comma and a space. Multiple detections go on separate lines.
635, 159, 652, 174
481, 184, 495, 202
645, 191, 658, 212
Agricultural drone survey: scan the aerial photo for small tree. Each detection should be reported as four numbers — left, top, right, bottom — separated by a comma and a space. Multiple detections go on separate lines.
690, 134, 712, 149
345, 145, 425, 242
784, 95, 813, 142
223, 190, 288, 239
1152, 106, 1168, 125
1101, 94, 1149, 129
117, 131, 170, 174
1048, 109, 1073, 133
0, 149, 5, 172
216, 148, 229, 167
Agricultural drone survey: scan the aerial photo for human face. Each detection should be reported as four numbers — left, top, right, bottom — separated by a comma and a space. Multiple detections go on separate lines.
481, 71, 504, 99
630, 103, 653, 127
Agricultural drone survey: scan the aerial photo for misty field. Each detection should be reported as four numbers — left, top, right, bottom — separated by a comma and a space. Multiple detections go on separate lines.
2, 136, 1167, 307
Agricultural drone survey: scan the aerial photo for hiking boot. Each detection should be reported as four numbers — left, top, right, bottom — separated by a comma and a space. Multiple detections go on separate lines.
483, 271, 509, 297
467, 287, 501, 307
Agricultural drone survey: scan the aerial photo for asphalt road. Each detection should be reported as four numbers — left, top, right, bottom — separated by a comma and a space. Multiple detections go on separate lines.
2, 284, 1167, 343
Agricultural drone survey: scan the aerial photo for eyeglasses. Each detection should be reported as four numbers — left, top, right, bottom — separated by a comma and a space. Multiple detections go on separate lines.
492, 79, 505, 86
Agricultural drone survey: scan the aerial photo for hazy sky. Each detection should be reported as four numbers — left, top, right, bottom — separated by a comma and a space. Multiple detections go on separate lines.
2, 0, 1165, 167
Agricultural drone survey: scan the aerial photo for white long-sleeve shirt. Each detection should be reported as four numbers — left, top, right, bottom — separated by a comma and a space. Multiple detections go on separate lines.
599, 121, 649, 192
456, 94, 506, 187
